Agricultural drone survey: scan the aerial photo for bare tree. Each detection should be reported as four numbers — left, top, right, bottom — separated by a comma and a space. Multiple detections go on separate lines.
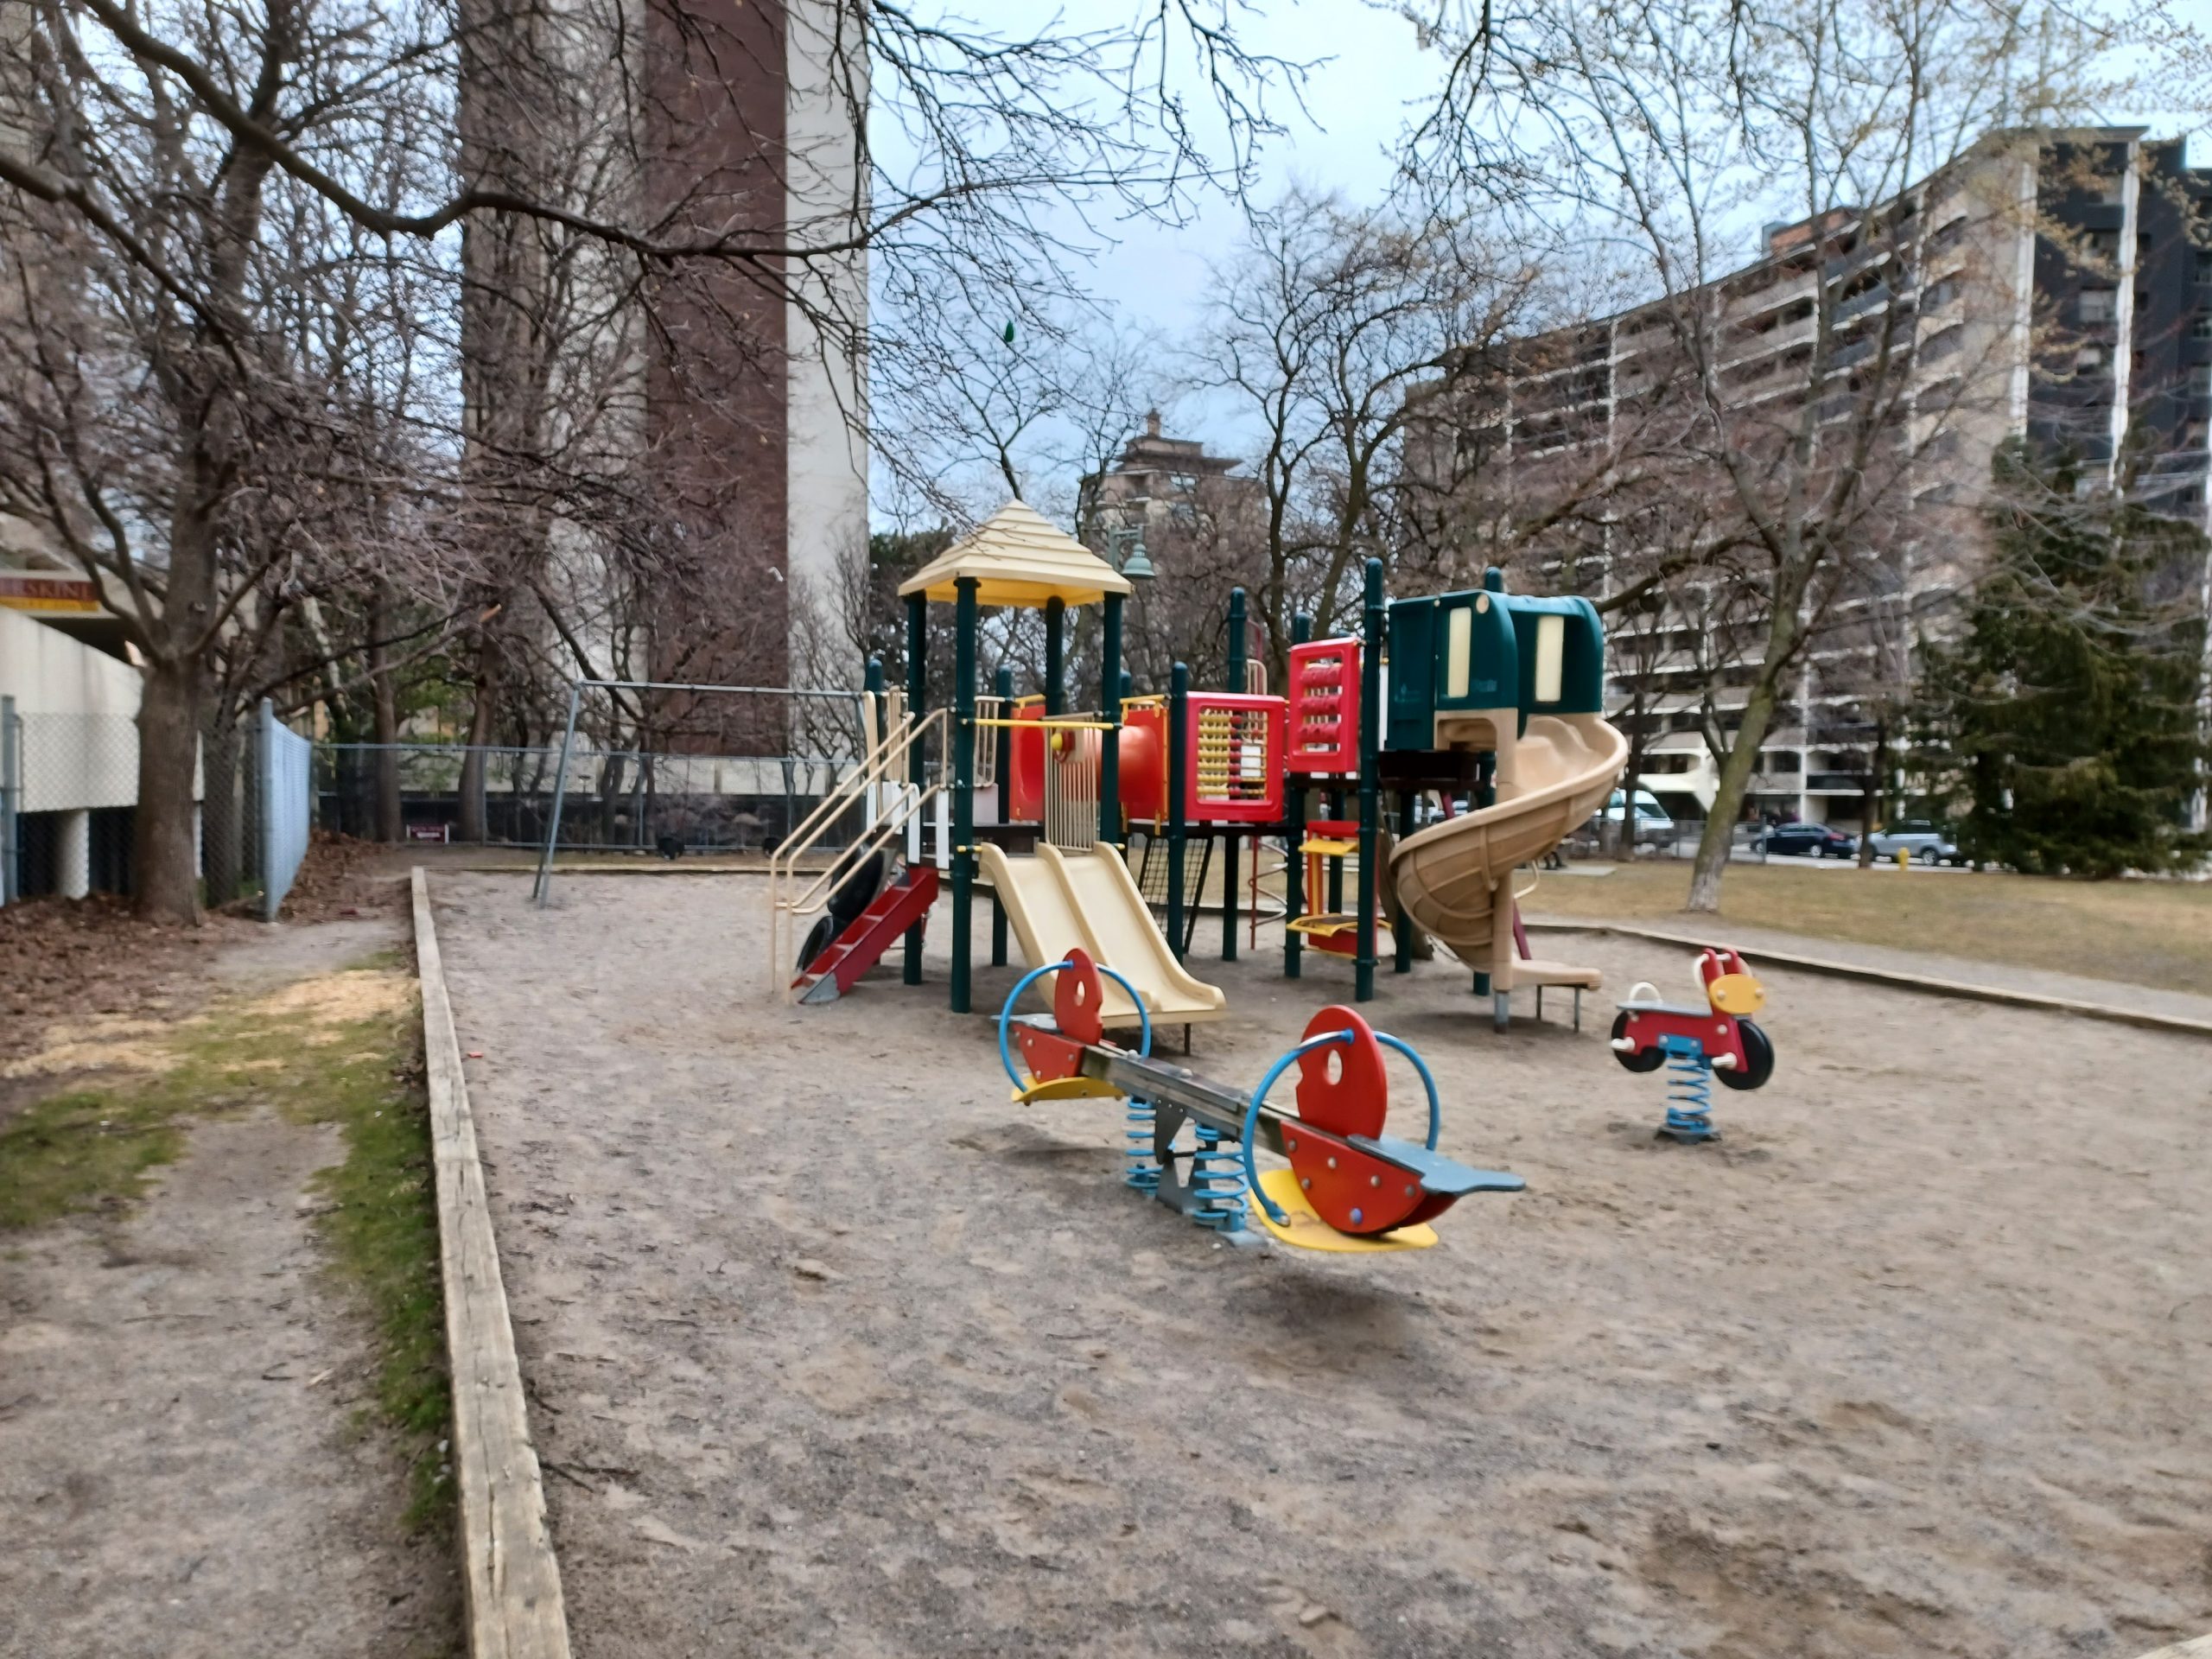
1200, 189, 1541, 683
0, 0, 1304, 918
1400, 0, 2130, 908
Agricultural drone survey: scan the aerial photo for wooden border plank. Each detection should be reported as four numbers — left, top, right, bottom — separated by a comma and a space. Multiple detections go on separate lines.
412, 867, 572, 1659
1526, 918, 2212, 1041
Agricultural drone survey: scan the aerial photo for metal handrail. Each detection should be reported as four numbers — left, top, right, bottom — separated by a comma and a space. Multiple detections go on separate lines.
768, 706, 948, 995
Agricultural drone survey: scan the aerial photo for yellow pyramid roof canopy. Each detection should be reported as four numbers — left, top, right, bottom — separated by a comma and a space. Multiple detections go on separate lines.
897, 499, 1133, 608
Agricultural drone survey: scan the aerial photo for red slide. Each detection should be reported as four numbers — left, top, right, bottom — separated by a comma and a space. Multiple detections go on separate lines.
792, 866, 940, 1005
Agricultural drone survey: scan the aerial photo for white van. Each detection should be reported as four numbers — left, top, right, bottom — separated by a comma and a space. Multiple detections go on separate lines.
1599, 789, 1675, 840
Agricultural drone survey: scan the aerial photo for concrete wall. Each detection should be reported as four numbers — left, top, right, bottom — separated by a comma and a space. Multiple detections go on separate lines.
783, 0, 869, 651
0, 607, 141, 812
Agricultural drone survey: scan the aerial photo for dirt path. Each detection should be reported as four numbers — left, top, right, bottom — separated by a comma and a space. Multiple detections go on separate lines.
438, 872, 2210, 1659
0, 912, 457, 1659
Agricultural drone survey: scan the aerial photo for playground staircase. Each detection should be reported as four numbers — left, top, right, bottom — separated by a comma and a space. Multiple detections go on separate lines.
792, 866, 940, 1004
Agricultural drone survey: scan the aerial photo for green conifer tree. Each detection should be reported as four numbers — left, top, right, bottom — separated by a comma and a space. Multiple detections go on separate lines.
1920, 442, 2209, 877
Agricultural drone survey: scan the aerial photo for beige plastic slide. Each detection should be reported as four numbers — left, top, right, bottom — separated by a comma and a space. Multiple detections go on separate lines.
976, 842, 1228, 1027
1388, 712, 1628, 1009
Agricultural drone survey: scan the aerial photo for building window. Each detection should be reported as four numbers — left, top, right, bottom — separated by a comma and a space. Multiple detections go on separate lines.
2075, 342, 2110, 372
2198, 250, 2212, 283
2192, 364, 2212, 396
2078, 288, 2116, 323
2086, 229, 2121, 258
1169, 473, 1196, 493
1922, 324, 1966, 362
2192, 315, 2212, 340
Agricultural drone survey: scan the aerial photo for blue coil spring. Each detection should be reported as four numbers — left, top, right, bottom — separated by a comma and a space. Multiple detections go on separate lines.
1124, 1096, 1160, 1191
1188, 1127, 1248, 1231
1662, 1041, 1716, 1140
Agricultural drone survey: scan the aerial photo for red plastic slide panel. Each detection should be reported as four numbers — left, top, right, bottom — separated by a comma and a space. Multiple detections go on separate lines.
1287, 638, 1362, 777
1119, 702, 1168, 825
1294, 1005, 1389, 1141
1614, 1005, 1750, 1073
1016, 1025, 1087, 1083
1052, 948, 1106, 1046
1006, 702, 1047, 823
1279, 1120, 1428, 1234
1183, 693, 1286, 824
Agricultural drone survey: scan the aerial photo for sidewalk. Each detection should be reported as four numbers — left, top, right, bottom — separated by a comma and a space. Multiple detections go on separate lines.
1526, 911, 2212, 1030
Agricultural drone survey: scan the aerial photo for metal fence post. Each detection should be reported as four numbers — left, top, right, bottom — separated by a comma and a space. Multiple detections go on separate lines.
1, 696, 17, 907
532, 683, 583, 906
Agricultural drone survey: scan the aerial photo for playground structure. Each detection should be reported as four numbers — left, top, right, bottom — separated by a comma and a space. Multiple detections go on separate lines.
1610, 947, 1778, 1141
766, 499, 1629, 1030
997, 949, 1524, 1251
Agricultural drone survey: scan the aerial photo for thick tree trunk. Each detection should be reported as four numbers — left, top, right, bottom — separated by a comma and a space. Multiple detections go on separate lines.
134, 657, 206, 923
1686, 677, 1782, 912
1855, 709, 1887, 868
200, 715, 244, 907
456, 647, 499, 843
1610, 705, 1651, 860
370, 585, 404, 842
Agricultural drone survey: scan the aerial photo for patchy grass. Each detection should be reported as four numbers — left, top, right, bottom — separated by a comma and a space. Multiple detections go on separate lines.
0, 963, 453, 1532
296, 996, 453, 1532
0, 1082, 191, 1230
1529, 859, 2212, 996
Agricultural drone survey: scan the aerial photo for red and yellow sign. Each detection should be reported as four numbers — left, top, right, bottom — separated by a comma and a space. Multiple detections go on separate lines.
0, 573, 101, 614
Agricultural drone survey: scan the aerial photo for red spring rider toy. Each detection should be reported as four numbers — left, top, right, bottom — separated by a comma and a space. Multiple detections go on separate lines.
1609, 947, 1776, 1141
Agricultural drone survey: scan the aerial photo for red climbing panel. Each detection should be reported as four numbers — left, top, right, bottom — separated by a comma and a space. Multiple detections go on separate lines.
1287, 638, 1362, 777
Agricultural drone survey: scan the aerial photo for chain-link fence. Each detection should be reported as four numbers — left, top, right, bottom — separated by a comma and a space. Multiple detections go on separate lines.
315, 741, 883, 853
0, 698, 311, 914
3, 708, 140, 901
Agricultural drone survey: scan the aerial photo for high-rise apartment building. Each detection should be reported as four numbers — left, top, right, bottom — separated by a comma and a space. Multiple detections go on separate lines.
1412, 128, 2210, 832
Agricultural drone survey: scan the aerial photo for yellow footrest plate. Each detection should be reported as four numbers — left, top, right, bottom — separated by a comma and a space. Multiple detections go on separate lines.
1014, 1077, 1127, 1104
1248, 1168, 1439, 1253
1299, 837, 1359, 856
1286, 913, 1389, 938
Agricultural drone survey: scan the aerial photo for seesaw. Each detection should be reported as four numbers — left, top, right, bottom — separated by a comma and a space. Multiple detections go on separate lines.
996, 949, 1523, 1252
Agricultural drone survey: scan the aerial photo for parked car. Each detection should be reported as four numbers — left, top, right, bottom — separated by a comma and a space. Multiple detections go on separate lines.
1756, 822, 1858, 859
1865, 818, 1966, 864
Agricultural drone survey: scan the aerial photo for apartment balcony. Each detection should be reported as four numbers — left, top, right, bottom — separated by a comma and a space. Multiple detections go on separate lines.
1833, 283, 1894, 325
1806, 772, 1872, 794
1723, 270, 1817, 327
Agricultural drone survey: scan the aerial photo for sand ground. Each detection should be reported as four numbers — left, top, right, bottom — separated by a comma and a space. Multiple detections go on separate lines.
433, 871, 2210, 1659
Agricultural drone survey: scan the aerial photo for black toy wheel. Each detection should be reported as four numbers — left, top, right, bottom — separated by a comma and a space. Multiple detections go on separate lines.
1717, 1018, 1775, 1090
797, 912, 838, 974
1610, 1012, 1667, 1071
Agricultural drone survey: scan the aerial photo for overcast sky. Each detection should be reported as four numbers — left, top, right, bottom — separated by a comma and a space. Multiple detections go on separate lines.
868, 3, 2202, 518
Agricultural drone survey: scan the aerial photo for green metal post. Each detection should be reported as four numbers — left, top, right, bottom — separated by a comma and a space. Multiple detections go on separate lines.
904, 594, 928, 985
1098, 594, 1124, 850
1395, 788, 1416, 974
1355, 559, 1384, 1002
1045, 597, 1065, 716
991, 664, 1014, 965
1166, 662, 1189, 963
1283, 612, 1310, 981
1220, 586, 1243, 961
950, 578, 979, 1013
1327, 789, 1345, 912
1472, 749, 1497, 997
